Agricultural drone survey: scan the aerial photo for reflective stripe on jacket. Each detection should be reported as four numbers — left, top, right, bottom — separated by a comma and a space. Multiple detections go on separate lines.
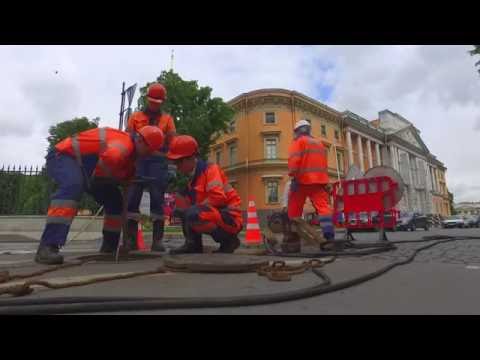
288, 135, 329, 185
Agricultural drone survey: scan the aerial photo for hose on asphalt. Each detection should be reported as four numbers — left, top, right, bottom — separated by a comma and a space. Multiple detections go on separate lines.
0, 235, 477, 314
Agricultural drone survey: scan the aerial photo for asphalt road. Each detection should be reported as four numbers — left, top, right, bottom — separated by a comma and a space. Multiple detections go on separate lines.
1, 227, 480, 314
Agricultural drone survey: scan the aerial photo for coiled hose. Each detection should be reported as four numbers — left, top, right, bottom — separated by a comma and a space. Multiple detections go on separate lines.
0, 235, 477, 314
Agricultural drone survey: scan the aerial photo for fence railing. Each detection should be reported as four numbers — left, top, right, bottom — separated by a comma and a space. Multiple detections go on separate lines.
0, 164, 99, 216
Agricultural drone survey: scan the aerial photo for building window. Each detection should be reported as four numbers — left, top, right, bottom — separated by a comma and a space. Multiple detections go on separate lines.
334, 130, 339, 140
228, 144, 237, 166
321, 125, 327, 137
336, 151, 344, 172
265, 137, 278, 159
266, 181, 279, 204
227, 119, 236, 133
215, 150, 222, 165
265, 112, 276, 124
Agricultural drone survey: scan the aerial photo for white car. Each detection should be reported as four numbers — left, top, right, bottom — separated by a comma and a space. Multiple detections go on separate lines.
441, 215, 466, 229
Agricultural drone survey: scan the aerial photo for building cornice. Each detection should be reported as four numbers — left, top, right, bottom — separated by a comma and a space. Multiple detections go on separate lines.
228, 89, 341, 125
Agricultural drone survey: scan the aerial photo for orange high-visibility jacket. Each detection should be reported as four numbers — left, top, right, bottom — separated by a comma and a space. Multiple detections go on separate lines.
127, 111, 176, 137
288, 134, 329, 185
189, 161, 242, 217
55, 127, 135, 180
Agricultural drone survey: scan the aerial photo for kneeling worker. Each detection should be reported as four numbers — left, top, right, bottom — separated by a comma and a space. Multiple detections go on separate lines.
36, 126, 165, 265
166, 135, 243, 254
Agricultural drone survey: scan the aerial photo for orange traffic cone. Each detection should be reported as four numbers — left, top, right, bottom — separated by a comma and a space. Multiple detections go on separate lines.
136, 222, 146, 251
245, 198, 262, 246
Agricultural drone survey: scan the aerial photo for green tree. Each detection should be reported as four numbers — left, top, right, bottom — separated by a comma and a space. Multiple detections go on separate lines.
137, 70, 235, 159
469, 45, 480, 75
47, 117, 99, 152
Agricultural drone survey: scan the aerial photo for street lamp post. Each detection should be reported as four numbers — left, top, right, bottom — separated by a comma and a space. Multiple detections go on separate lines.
118, 82, 137, 130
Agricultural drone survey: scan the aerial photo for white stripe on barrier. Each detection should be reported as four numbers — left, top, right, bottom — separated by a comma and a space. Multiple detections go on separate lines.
246, 223, 260, 230
247, 212, 257, 218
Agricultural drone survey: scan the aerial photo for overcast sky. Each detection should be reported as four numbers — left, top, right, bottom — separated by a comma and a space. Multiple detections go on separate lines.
0, 45, 478, 202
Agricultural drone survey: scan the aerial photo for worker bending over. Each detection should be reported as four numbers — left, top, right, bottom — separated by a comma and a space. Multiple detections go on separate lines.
36, 126, 165, 265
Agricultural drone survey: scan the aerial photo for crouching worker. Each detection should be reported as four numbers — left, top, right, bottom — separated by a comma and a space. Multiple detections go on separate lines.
166, 135, 243, 254
35, 126, 165, 265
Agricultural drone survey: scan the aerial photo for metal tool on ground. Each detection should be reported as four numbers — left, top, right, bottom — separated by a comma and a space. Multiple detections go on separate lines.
263, 211, 329, 253
114, 176, 156, 262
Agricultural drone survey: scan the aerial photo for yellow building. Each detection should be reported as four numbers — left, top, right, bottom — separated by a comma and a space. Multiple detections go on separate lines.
209, 89, 345, 222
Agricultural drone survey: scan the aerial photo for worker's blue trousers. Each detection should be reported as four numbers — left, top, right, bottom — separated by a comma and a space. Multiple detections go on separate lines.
40, 151, 123, 248
127, 155, 169, 222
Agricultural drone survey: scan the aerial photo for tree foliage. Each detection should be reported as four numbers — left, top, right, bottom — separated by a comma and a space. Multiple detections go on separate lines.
469, 45, 480, 75
137, 70, 235, 159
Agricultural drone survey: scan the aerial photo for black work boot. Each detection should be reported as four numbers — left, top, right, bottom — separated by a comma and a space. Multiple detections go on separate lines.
151, 220, 166, 252
214, 235, 240, 254
35, 245, 64, 265
170, 233, 203, 255
100, 231, 120, 254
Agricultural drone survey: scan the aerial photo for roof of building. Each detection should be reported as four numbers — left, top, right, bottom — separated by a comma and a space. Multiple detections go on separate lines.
228, 88, 341, 117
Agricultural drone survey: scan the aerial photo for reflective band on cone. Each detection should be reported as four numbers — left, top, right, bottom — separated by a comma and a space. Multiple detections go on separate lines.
245, 198, 262, 245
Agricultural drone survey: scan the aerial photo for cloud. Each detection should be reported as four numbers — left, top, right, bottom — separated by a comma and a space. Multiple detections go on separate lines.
0, 45, 478, 204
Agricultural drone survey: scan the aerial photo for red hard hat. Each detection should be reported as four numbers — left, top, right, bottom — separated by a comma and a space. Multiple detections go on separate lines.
146, 83, 166, 103
138, 126, 165, 152
167, 135, 199, 160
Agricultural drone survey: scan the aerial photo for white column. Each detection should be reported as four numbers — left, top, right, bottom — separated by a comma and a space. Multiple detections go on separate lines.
389, 145, 396, 170
357, 134, 364, 172
366, 139, 373, 169
375, 143, 381, 166
346, 129, 354, 167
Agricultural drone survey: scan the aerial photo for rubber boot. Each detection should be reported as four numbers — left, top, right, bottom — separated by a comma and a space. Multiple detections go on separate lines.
35, 245, 64, 265
170, 226, 203, 254
99, 231, 120, 254
213, 234, 240, 254
151, 220, 166, 252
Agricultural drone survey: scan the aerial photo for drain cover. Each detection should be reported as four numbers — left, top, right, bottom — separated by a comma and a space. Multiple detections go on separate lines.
163, 254, 269, 273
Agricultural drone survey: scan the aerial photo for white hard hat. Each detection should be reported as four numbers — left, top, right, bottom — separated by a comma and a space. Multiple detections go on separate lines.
294, 119, 311, 130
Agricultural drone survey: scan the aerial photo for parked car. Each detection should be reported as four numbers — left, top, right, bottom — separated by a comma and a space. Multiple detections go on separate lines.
465, 215, 480, 228
396, 213, 430, 231
441, 215, 466, 228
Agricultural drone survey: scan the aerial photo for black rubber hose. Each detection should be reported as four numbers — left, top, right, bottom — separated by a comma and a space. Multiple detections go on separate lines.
0, 237, 465, 314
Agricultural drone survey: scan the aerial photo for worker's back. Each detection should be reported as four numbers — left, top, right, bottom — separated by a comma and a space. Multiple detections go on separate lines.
288, 134, 329, 185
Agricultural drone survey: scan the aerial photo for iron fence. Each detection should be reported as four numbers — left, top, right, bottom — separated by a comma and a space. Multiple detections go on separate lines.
0, 164, 99, 215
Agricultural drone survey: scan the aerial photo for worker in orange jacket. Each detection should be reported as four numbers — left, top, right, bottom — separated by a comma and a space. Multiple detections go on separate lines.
286, 119, 334, 253
166, 135, 243, 254
36, 126, 165, 265
126, 83, 176, 252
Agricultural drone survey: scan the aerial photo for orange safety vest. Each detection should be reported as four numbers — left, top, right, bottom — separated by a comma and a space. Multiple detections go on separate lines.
288, 134, 329, 185
55, 127, 136, 180
189, 161, 242, 219
126, 111, 176, 137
